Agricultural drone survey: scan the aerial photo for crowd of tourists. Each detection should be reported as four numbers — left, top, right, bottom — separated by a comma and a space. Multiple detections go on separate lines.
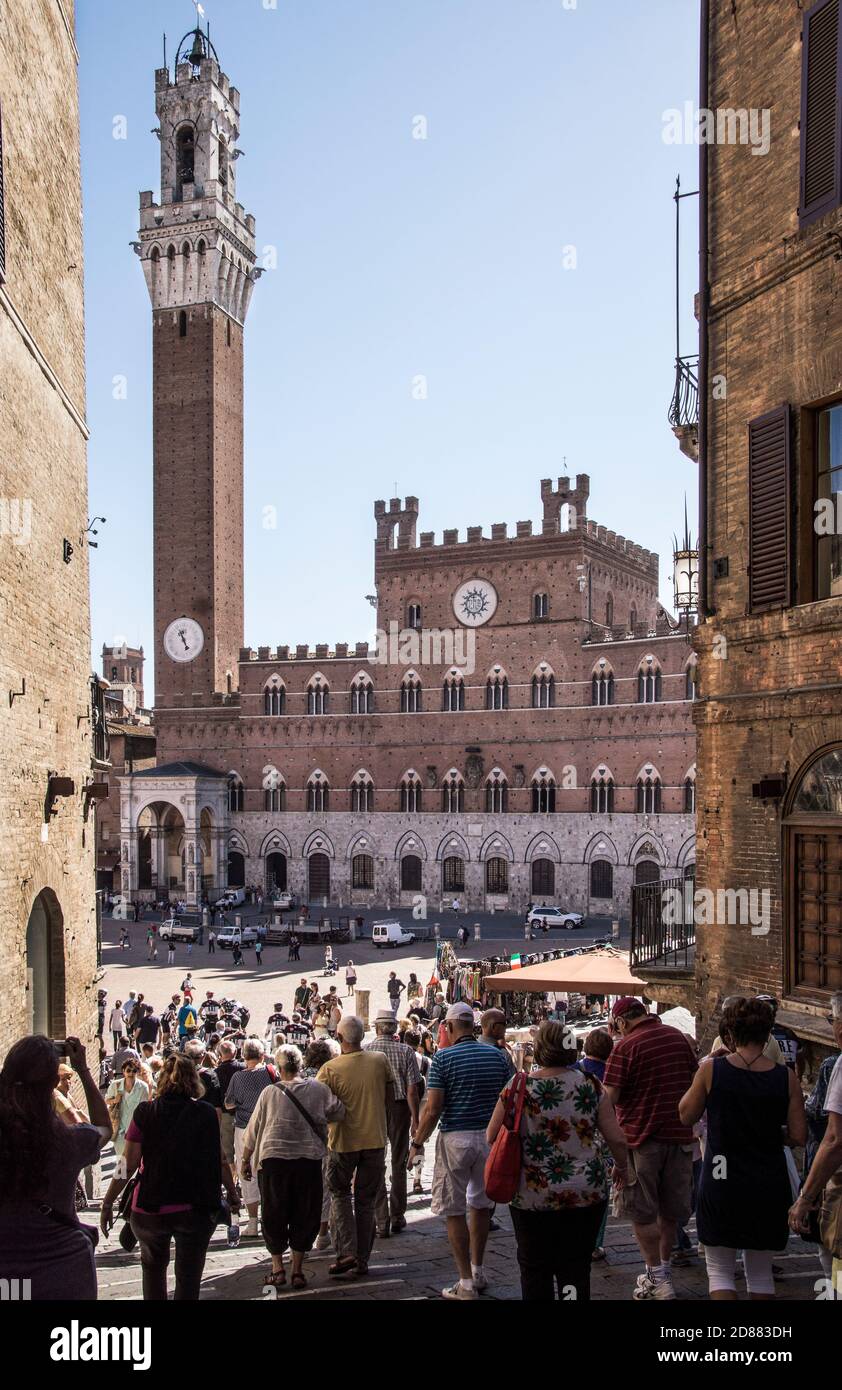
1, 979, 840, 1303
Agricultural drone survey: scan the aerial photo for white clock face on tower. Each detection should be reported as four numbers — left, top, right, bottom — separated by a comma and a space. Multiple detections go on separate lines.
453, 578, 498, 628
163, 617, 205, 663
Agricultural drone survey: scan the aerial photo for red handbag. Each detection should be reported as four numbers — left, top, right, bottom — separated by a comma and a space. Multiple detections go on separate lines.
483, 1071, 527, 1204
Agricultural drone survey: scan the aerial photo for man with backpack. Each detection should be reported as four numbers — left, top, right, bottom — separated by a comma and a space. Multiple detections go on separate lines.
177, 995, 199, 1049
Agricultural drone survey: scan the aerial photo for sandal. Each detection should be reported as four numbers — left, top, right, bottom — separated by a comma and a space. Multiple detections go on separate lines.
328, 1256, 359, 1280
290, 1271, 308, 1289
263, 1268, 286, 1289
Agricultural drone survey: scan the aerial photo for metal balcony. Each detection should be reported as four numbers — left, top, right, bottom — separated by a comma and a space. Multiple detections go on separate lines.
669, 355, 700, 462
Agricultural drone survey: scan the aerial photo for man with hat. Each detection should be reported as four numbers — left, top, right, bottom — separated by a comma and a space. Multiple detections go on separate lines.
603, 996, 698, 1301
364, 1010, 421, 1235
411, 1001, 513, 1300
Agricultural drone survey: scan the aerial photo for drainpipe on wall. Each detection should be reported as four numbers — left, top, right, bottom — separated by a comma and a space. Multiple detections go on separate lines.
698, 0, 712, 618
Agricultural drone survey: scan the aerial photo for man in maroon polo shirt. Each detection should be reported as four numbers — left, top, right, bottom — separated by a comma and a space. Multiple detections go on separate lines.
603, 997, 698, 1301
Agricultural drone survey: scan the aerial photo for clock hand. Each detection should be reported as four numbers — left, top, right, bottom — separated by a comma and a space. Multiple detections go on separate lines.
178, 628, 189, 649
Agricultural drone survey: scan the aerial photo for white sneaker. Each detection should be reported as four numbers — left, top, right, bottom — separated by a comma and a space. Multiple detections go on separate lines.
633, 1269, 675, 1301
244, 1218, 259, 1239
472, 1271, 489, 1293
441, 1280, 478, 1301
314, 1233, 332, 1252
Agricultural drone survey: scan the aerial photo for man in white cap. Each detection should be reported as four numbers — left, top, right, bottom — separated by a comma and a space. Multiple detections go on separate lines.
364, 1009, 421, 1235
410, 1001, 512, 1300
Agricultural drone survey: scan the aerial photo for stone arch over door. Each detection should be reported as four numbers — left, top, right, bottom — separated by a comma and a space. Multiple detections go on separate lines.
302, 830, 336, 861
479, 832, 515, 863
627, 834, 667, 868
783, 742, 842, 998
677, 835, 697, 871
435, 832, 471, 862
583, 832, 619, 865
308, 852, 331, 901
524, 832, 560, 863
25, 888, 66, 1038
394, 830, 428, 861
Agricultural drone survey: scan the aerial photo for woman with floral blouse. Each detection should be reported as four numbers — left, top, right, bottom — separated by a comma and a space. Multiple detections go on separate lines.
487, 1020, 628, 1301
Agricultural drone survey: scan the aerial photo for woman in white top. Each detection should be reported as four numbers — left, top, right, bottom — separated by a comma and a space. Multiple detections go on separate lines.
105, 1059, 149, 1156
311, 1005, 330, 1040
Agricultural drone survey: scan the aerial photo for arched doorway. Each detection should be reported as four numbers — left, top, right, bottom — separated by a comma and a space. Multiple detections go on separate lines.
309, 852, 330, 901
784, 746, 842, 997
634, 859, 660, 886
531, 858, 555, 897
401, 855, 423, 892
265, 852, 287, 893
25, 890, 65, 1037
228, 850, 246, 888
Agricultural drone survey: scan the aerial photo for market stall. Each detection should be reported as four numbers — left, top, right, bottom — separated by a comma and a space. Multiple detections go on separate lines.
485, 949, 649, 997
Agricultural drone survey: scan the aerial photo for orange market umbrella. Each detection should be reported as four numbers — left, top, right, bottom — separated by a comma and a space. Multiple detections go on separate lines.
485, 950, 649, 996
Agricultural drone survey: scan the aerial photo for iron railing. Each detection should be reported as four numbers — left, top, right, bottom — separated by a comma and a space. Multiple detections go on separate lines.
669, 355, 700, 431
631, 874, 696, 970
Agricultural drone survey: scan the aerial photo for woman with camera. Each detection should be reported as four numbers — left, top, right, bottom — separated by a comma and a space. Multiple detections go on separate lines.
0, 1036, 111, 1300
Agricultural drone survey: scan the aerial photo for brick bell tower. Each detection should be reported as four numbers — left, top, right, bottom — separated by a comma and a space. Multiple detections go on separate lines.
137, 26, 260, 704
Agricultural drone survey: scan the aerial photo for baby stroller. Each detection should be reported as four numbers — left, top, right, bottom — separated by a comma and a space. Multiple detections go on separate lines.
322, 957, 338, 978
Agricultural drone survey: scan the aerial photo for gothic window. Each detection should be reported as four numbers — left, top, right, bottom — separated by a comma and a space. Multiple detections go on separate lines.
486, 671, 509, 710
111, 666, 118, 680
350, 675, 374, 714
685, 657, 698, 701
443, 672, 465, 711
442, 856, 465, 893
784, 745, 842, 997
307, 772, 329, 812
350, 772, 374, 812
442, 770, 465, 814
486, 857, 509, 894
629, 605, 638, 631
532, 668, 555, 709
352, 854, 374, 890
684, 771, 696, 814
400, 672, 422, 713
590, 860, 614, 898
263, 681, 286, 716
590, 771, 615, 813
407, 603, 422, 630
592, 666, 615, 705
307, 676, 329, 715
605, 594, 614, 626
175, 125, 195, 199
485, 770, 509, 813
179, 311, 187, 338
265, 783, 286, 812
531, 858, 555, 896
531, 770, 556, 814
533, 592, 549, 619
218, 135, 229, 191
636, 773, 662, 814
400, 771, 423, 813
637, 659, 662, 703
401, 855, 423, 892
228, 774, 244, 813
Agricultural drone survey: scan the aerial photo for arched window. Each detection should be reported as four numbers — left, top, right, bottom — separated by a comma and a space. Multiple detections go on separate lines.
685, 657, 698, 701
400, 672, 422, 713
400, 771, 423, 813
350, 674, 374, 714
175, 124, 195, 198
442, 857, 465, 892
531, 858, 555, 896
442, 770, 465, 813
533, 592, 549, 619
264, 783, 286, 812
401, 855, 423, 892
605, 594, 614, 626
263, 680, 286, 716
629, 605, 638, 632
590, 860, 614, 898
307, 676, 329, 715
197, 239, 206, 256
634, 859, 660, 885
407, 603, 422, 631
218, 134, 229, 191
636, 772, 662, 814
486, 670, 508, 710
350, 772, 374, 813
307, 772, 329, 812
592, 666, 615, 705
179, 310, 188, 338
532, 667, 555, 709
442, 671, 465, 712
532, 770, 556, 814
265, 851, 287, 892
226, 319, 232, 348
684, 772, 696, 813
228, 774, 244, 813
352, 854, 374, 890
25, 891, 65, 1037
637, 659, 662, 703
486, 857, 509, 894
485, 769, 509, 813
590, 770, 615, 813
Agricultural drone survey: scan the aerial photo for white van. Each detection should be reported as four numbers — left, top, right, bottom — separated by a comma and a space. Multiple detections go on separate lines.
372, 921, 416, 949
217, 887, 246, 909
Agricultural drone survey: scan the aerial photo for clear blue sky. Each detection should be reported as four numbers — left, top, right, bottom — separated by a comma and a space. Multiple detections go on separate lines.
78, 0, 700, 688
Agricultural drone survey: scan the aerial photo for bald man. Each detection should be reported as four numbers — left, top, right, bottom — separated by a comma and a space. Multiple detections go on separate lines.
480, 1010, 516, 1080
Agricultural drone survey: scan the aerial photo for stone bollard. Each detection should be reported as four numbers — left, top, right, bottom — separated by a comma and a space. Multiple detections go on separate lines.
612, 919, 620, 940
473, 922, 481, 941
434, 922, 440, 940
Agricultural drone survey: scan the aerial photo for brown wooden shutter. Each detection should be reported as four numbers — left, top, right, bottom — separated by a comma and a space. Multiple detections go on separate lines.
0, 100, 6, 284
800, 0, 842, 226
748, 405, 793, 613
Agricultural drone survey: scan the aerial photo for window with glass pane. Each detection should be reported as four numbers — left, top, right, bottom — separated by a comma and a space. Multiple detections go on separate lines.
816, 404, 842, 600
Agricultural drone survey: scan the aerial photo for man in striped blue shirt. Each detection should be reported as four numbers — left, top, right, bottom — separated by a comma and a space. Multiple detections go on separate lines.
410, 1001, 512, 1301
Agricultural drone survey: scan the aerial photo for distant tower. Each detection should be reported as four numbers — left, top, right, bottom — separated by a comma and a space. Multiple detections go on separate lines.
137, 26, 259, 703
102, 643, 145, 713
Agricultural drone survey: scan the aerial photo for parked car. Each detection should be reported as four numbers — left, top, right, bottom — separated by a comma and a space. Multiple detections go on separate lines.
526, 905, 584, 931
158, 918, 200, 943
372, 921, 416, 949
216, 888, 246, 909
271, 891, 298, 911
216, 923, 258, 949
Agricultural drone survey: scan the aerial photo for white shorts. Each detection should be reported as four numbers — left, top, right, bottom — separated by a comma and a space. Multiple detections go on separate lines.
234, 1125, 261, 1205
431, 1129, 492, 1217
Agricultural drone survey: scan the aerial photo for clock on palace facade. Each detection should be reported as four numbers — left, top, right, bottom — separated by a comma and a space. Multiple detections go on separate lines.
163, 617, 205, 663
453, 578, 498, 627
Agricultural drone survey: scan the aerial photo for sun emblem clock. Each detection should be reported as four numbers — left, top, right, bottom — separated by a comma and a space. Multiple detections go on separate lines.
163, 617, 205, 663
453, 578, 498, 628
